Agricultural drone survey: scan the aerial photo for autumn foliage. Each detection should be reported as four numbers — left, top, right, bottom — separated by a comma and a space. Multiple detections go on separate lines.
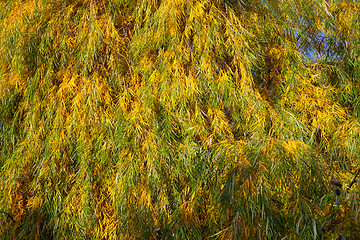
1, 0, 360, 239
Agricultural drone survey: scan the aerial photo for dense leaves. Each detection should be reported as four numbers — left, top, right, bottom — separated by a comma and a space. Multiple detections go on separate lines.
0, 0, 360, 239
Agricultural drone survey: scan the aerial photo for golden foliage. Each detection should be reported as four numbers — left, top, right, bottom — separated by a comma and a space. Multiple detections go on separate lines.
0, 0, 360, 239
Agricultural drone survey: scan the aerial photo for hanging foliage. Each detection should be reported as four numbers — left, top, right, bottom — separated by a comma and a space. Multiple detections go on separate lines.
0, 0, 359, 239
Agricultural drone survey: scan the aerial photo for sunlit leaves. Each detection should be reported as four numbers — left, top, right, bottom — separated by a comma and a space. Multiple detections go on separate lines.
0, 0, 360, 239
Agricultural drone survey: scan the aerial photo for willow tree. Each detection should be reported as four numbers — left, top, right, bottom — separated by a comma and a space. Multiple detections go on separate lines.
0, 0, 359, 239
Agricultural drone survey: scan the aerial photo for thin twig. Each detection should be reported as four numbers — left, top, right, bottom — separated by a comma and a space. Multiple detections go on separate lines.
347, 168, 360, 190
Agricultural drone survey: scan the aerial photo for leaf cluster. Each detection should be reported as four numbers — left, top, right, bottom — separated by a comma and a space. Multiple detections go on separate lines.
0, 0, 360, 239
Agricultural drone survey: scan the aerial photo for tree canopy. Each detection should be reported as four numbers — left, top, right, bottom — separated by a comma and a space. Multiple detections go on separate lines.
0, 0, 360, 239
